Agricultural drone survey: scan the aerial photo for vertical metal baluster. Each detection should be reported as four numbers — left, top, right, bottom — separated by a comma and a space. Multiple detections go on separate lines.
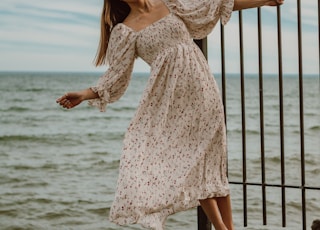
194, 39, 208, 59
221, 23, 227, 126
318, 0, 320, 83
296, 0, 306, 229
197, 206, 212, 230
225, 2, 320, 230
238, 10, 247, 227
257, 7, 267, 226
276, 5, 286, 227
220, 22, 228, 180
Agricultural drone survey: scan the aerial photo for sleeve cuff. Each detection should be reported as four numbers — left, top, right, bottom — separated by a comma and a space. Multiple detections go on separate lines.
87, 86, 110, 112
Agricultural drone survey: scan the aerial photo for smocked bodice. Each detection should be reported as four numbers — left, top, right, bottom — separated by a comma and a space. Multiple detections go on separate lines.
133, 14, 193, 65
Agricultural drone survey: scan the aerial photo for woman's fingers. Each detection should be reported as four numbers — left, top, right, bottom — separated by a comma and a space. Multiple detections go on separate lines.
56, 93, 73, 109
56, 91, 83, 109
56, 94, 67, 103
276, 0, 284, 5
62, 101, 72, 109
265, 0, 284, 6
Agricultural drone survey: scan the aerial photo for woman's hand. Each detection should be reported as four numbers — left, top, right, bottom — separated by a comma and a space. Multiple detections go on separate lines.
56, 88, 99, 109
56, 91, 84, 109
265, 0, 284, 6
233, 0, 284, 11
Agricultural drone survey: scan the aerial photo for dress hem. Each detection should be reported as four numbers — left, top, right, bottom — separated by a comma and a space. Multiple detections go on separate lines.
109, 184, 230, 230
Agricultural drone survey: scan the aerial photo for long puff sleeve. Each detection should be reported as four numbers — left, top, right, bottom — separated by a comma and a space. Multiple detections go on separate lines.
163, 0, 234, 39
88, 25, 137, 112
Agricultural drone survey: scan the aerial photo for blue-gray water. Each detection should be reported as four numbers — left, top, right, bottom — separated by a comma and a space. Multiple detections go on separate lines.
0, 72, 319, 230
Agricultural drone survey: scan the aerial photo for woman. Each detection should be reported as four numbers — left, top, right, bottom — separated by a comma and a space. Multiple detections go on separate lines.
57, 0, 284, 229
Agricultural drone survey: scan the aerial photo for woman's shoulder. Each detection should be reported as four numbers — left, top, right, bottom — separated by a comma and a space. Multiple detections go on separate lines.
110, 23, 137, 37
107, 23, 138, 49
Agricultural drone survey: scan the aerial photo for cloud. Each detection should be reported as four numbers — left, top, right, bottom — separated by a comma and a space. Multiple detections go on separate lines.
0, 0, 102, 71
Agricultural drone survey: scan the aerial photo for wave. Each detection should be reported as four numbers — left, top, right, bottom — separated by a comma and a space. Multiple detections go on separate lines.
11, 163, 58, 171
308, 168, 320, 174
0, 209, 19, 218
226, 128, 286, 136
37, 209, 83, 220
1, 224, 44, 230
24, 88, 46, 92
0, 134, 84, 146
258, 154, 318, 166
309, 125, 320, 131
1, 106, 30, 112
8, 181, 49, 189
0, 176, 24, 184
0, 135, 42, 142
11, 98, 34, 103
87, 207, 108, 216
111, 106, 136, 112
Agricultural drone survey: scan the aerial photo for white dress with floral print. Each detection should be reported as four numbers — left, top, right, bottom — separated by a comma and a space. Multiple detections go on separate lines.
89, 0, 234, 229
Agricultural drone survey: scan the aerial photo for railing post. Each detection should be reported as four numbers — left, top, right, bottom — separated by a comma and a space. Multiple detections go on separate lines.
194, 38, 211, 230
197, 206, 212, 230
202, 2, 319, 230
194, 38, 208, 59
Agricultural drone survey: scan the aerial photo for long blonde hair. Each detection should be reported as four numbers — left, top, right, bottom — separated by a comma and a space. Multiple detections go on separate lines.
94, 0, 130, 66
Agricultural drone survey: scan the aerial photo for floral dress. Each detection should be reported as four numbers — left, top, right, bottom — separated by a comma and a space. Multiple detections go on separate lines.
89, 0, 234, 229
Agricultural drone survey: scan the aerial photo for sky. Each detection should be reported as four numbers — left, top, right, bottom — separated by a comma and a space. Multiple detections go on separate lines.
0, 0, 319, 74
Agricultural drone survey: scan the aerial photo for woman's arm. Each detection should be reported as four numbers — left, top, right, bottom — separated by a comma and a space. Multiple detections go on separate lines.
233, 0, 284, 11
56, 88, 99, 109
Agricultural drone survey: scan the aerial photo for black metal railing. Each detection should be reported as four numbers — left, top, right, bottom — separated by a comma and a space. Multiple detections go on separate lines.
196, 1, 320, 229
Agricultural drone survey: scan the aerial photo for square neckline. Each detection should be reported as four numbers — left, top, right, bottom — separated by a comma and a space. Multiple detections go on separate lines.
120, 12, 172, 33
120, 0, 171, 33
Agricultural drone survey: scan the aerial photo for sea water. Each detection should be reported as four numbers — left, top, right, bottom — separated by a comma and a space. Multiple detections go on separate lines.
0, 72, 319, 230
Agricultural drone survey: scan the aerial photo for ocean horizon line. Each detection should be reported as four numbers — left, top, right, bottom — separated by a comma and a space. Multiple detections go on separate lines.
0, 71, 318, 78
